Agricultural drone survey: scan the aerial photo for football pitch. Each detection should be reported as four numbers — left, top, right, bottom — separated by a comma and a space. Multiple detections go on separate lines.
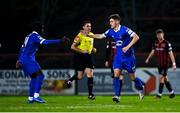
0, 95, 179, 112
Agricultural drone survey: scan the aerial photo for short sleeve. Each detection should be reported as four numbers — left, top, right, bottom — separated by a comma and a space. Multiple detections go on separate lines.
152, 43, 155, 50
124, 27, 135, 37
32, 33, 46, 44
103, 29, 111, 38
73, 34, 81, 44
167, 42, 172, 51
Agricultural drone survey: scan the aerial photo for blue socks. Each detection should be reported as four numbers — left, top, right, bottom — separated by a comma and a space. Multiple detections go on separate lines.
29, 74, 44, 97
29, 77, 36, 97
35, 75, 44, 93
134, 77, 143, 90
114, 77, 120, 97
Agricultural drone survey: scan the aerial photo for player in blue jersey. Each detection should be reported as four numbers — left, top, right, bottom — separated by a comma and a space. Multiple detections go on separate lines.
88, 14, 144, 102
15, 22, 68, 103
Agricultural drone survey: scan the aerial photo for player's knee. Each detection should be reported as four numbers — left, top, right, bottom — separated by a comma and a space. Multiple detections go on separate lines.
114, 74, 120, 78
77, 71, 84, 80
86, 71, 93, 77
77, 76, 83, 80
114, 71, 121, 77
130, 76, 136, 81
164, 76, 168, 82
87, 74, 93, 78
160, 75, 165, 83
119, 75, 123, 80
129, 73, 135, 81
86, 69, 93, 78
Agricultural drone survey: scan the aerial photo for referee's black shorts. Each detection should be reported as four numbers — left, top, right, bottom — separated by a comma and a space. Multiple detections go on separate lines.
73, 53, 94, 71
158, 66, 169, 76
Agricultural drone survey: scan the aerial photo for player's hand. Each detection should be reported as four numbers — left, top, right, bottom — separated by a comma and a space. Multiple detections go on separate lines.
92, 48, 97, 53
172, 63, 176, 71
15, 60, 22, 68
145, 59, 149, 64
105, 61, 109, 67
61, 36, 70, 43
122, 46, 129, 53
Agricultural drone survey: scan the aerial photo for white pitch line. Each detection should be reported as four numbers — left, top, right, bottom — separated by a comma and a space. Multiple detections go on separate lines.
67, 104, 132, 109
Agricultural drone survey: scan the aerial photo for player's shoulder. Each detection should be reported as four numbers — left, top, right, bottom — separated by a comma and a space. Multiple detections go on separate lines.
121, 25, 132, 31
121, 25, 134, 36
29, 31, 43, 42
75, 32, 84, 40
77, 32, 83, 38
154, 41, 158, 46
30, 31, 39, 36
163, 40, 171, 44
164, 39, 170, 43
121, 25, 127, 29
105, 28, 113, 34
28, 31, 40, 38
121, 25, 129, 30
89, 32, 94, 35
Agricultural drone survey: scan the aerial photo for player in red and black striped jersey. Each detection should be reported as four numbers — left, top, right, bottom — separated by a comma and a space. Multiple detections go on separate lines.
105, 38, 123, 96
105, 38, 116, 76
145, 29, 176, 99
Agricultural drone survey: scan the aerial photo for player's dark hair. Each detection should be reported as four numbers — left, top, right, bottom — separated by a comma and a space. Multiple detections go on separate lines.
80, 20, 91, 30
109, 14, 121, 21
155, 29, 164, 34
30, 21, 42, 33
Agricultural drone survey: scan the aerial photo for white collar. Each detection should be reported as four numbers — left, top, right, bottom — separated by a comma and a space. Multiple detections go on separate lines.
32, 31, 38, 34
114, 25, 121, 32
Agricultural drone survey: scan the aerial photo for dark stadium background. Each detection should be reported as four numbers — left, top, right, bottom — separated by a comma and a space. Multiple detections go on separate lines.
1, 0, 180, 69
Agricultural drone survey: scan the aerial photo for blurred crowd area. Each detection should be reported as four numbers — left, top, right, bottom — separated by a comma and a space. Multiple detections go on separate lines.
0, 0, 180, 68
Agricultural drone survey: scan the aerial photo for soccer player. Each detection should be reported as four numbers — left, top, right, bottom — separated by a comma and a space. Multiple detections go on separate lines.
88, 14, 144, 102
105, 38, 123, 96
66, 20, 96, 100
15, 22, 68, 103
145, 29, 176, 99
105, 38, 116, 78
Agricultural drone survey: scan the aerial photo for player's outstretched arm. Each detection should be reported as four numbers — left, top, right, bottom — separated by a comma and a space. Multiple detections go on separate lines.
169, 51, 176, 70
42, 36, 69, 45
42, 39, 61, 45
88, 34, 105, 39
145, 50, 155, 64
122, 33, 139, 53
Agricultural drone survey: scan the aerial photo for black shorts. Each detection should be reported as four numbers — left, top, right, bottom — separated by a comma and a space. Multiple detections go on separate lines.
158, 66, 168, 76
73, 53, 94, 71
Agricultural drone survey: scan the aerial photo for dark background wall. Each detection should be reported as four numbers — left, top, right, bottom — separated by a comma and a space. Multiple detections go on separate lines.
0, 0, 180, 68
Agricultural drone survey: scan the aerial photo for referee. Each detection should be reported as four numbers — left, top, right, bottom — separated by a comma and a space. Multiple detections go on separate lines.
66, 20, 96, 100
145, 29, 176, 99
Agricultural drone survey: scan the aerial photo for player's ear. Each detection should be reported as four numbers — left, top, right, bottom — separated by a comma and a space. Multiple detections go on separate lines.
117, 20, 120, 24
82, 25, 85, 30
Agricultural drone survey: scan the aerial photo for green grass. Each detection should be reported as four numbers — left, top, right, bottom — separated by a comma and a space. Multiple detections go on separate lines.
0, 95, 179, 112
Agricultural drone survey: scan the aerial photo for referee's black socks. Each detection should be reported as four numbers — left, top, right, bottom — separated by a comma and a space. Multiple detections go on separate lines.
88, 77, 93, 95
158, 83, 164, 96
165, 81, 173, 93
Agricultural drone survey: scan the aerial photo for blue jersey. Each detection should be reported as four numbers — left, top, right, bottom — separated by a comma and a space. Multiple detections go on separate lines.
103, 25, 136, 73
18, 31, 60, 62
103, 25, 135, 57
18, 31, 60, 76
